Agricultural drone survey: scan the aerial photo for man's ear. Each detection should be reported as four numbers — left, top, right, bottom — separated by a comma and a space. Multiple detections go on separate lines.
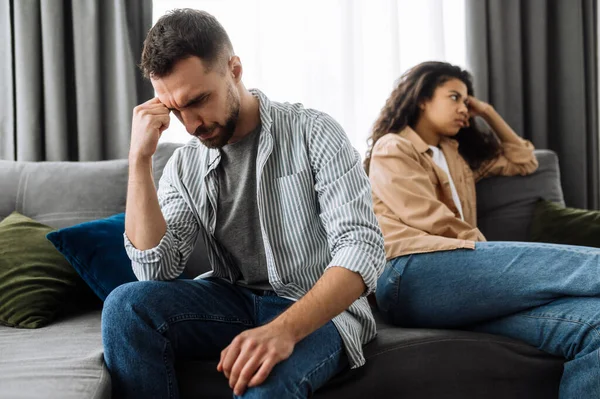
229, 56, 242, 82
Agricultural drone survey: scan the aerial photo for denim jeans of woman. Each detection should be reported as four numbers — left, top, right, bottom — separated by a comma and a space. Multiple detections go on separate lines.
102, 277, 347, 398
376, 241, 600, 399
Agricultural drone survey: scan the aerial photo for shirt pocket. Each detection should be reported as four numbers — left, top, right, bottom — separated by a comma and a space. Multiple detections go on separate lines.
274, 168, 319, 233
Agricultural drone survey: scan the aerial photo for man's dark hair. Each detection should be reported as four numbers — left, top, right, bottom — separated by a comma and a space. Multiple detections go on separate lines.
140, 9, 234, 79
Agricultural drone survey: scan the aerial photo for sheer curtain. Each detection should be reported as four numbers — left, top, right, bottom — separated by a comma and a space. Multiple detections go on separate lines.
153, 0, 466, 157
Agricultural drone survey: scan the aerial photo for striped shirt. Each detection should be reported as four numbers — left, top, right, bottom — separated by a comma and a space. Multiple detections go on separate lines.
124, 89, 386, 368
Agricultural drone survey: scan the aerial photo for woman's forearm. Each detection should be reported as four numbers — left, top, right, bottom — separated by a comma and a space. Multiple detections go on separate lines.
480, 106, 523, 145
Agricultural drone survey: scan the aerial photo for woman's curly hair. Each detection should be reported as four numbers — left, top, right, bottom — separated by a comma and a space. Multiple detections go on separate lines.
364, 61, 501, 174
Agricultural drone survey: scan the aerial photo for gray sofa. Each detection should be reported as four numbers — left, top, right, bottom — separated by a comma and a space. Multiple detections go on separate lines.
0, 143, 566, 398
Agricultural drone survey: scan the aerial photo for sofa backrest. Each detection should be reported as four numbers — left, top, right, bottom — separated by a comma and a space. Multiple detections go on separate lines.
0, 142, 210, 278
477, 149, 565, 241
0, 145, 565, 275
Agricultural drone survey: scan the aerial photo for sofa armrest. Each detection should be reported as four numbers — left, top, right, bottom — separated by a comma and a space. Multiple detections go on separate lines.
476, 150, 565, 242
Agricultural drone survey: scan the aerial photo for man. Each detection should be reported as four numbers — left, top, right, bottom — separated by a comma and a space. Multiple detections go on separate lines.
102, 8, 385, 398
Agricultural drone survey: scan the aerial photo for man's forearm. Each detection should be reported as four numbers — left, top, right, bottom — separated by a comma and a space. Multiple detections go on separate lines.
125, 156, 167, 250
270, 266, 367, 343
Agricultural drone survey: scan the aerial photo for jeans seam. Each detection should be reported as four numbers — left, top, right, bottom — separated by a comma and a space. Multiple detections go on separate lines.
293, 347, 343, 398
519, 314, 600, 340
484, 241, 600, 256
156, 313, 253, 333
163, 339, 174, 399
254, 295, 259, 323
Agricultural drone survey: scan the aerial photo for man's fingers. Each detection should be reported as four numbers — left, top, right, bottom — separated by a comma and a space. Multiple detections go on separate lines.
220, 342, 242, 379
136, 105, 170, 116
147, 97, 162, 105
156, 115, 170, 131
229, 347, 257, 391
247, 358, 276, 388
159, 115, 171, 133
148, 115, 170, 133
217, 346, 228, 372
233, 354, 263, 396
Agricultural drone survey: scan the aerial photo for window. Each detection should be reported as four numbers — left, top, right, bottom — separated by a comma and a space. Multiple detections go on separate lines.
152, 0, 466, 158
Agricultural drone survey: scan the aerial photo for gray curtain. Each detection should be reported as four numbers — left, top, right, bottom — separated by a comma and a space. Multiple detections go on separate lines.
466, 0, 598, 210
0, 0, 153, 161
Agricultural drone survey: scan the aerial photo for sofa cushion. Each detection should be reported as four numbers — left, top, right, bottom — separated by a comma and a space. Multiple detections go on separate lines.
12, 159, 129, 230
0, 143, 210, 278
530, 199, 600, 247
46, 213, 138, 301
177, 310, 563, 398
0, 308, 562, 399
47, 212, 195, 302
0, 212, 87, 328
477, 150, 565, 241
0, 143, 182, 229
0, 310, 110, 399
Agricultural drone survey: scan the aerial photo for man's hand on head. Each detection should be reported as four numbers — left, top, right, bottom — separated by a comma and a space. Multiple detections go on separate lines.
217, 323, 297, 396
129, 97, 171, 161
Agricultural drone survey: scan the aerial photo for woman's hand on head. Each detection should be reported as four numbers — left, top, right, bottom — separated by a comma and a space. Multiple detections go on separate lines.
467, 96, 492, 118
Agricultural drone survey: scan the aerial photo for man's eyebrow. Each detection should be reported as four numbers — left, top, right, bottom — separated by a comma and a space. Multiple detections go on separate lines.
168, 92, 210, 111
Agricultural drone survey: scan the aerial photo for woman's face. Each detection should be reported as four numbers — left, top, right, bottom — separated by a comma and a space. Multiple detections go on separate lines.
419, 78, 470, 137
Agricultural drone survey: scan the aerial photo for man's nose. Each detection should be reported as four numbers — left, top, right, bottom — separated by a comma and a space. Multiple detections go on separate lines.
181, 111, 203, 134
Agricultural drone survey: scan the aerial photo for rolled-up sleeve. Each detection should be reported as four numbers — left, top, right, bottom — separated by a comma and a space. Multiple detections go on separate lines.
474, 138, 539, 181
123, 151, 200, 281
309, 114, 386, 296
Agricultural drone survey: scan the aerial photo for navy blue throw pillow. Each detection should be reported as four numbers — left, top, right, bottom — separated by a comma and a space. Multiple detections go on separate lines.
46, 213, 137, 301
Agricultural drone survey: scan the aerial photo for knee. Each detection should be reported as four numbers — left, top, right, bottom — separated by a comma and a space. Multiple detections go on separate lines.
102, 281, 156, 334
104, 281, 144, 314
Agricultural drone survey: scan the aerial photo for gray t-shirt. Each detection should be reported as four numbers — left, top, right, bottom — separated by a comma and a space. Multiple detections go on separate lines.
214, 125, 271, 290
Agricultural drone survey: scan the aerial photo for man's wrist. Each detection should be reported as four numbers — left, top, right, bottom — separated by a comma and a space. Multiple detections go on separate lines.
269, 315, 304, 344
129, 153, 153, 166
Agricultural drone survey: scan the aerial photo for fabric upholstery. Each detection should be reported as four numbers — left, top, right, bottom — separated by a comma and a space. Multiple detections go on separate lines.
46, 213, 137, 301
530, 199, 600, 247
0, 212, 86, 328
0, 144, 566, 398
0, 310, 110, 399
477, 150, 564, 241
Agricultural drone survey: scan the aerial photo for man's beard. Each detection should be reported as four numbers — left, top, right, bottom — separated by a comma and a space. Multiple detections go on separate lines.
195, 85, 240, 149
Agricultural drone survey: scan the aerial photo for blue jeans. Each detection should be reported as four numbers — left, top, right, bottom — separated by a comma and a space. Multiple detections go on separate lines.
375, 241, 600, 399
102, 277, 347, 398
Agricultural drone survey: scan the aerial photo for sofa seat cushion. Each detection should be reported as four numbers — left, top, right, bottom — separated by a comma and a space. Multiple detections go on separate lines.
177, 311, 564, 399
0, 308, 563, 399
0, 310, 109, 399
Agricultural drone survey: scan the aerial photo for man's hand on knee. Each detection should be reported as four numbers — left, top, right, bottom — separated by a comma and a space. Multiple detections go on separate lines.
217, 323, 296, 396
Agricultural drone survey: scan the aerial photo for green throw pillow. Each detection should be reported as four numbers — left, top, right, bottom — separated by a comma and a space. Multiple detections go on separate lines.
529, 200, 600, 247
0, 212, 86, 328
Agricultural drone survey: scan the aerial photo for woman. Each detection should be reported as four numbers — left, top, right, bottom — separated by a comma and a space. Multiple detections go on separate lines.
367, 61, 600, 398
